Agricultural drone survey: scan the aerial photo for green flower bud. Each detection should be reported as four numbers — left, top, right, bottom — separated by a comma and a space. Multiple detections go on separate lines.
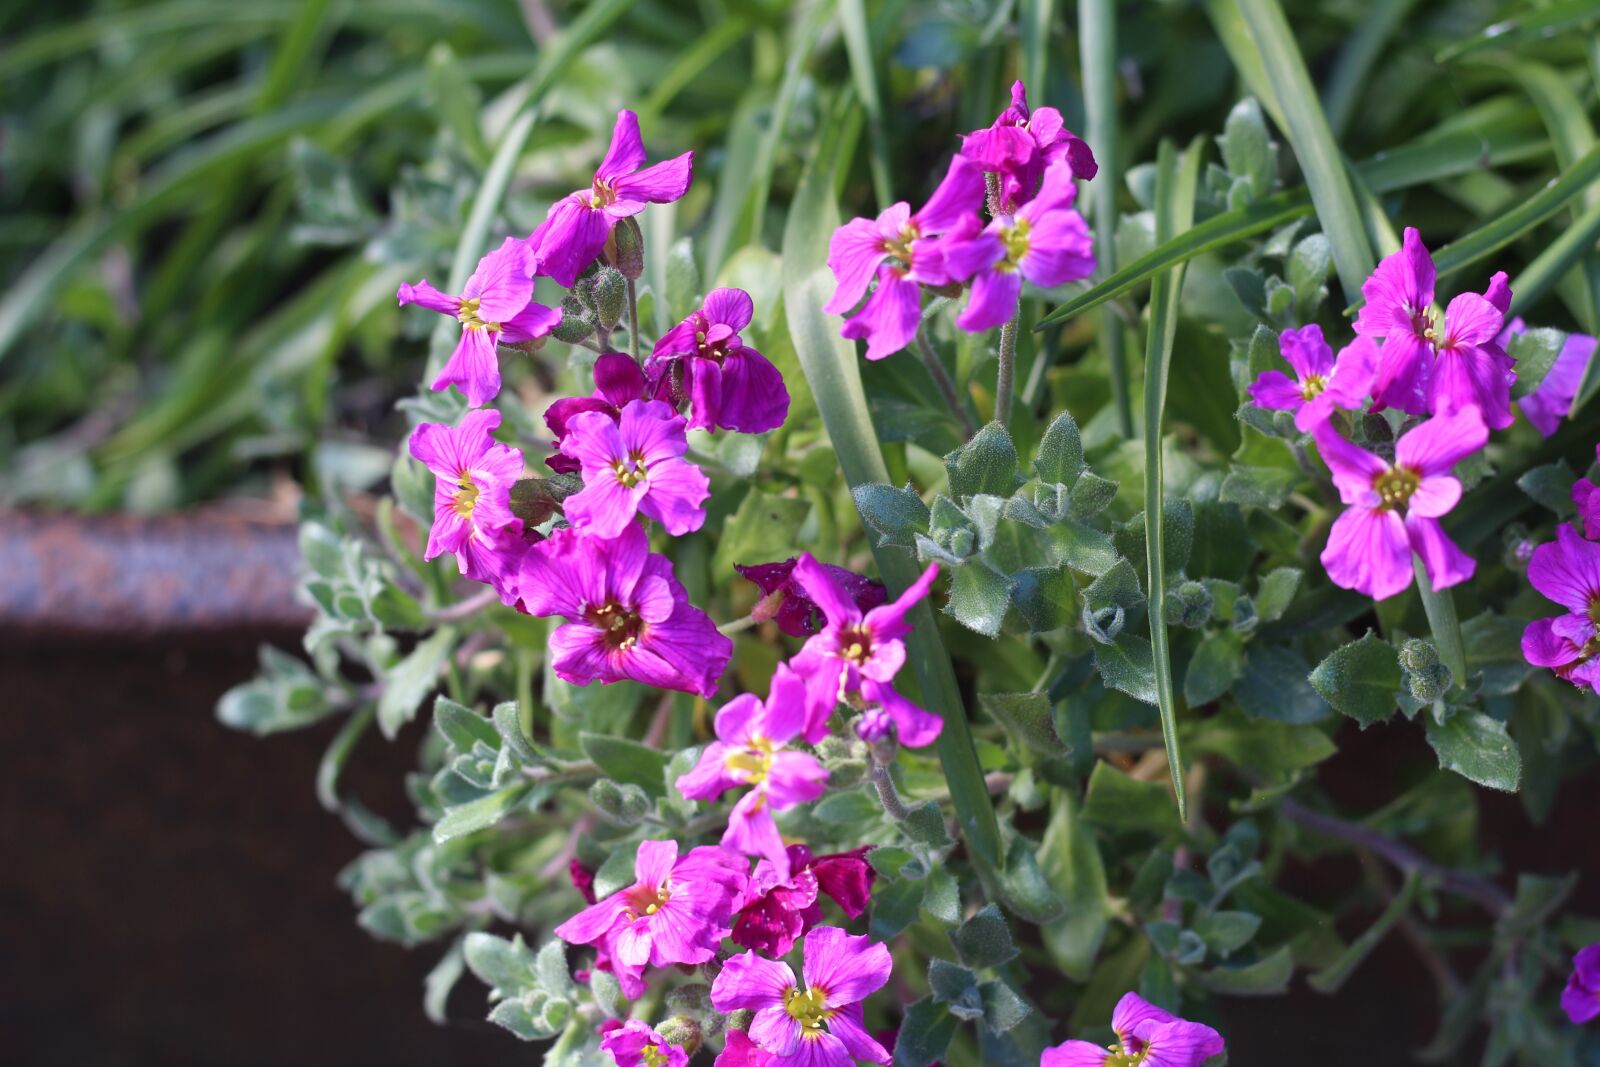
666, 984, 714, 1017
1165, 580, 1214, 629
1082, 603, 1124, 644
588, 778, 649, 824
1406, 662, 1451, 704
592, 267, 628, 331
606, 215, 646, 280
657, 1016, 703, 1056
1397, 638, 1439, 674
510, 478, 560, 527
552, 295, 595, 343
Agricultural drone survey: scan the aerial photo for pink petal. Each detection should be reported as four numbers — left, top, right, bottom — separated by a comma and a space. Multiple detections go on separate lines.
1523, 617, 1582, 669
1322, 506, 1413, 600
804, 926, 892, 1008
913, 155, 985, 234
432, 327, 501, 407
596, 110, 648, 182
1528, 524, 1600, 613
1019, 207, 1094, 288
1406, 515, 1475, 591
463, 236, 535, 322
955, 266, 1023, 333
676, 741, 743, 800
1394, 404, 1487, 476
614, 150, 695, 204
554, 895, 629, 945
1442, 291, 1503, 348
499, 299, 562, 343
841, 266, 923, 361
863, 562, 939, 642
1042, 1041, 1116, 1067
764, 750, 830, 809
824, 218, 890, 315
397, 279, 460, 316
711, 952, 797, 1013
792, 554, 863, 626
1406, 473, 1462, 519
1278, 323, 1334, 380
704, 287, 755, 331
717, 347, 790, 433
828, 1005, 890, 1065
1311, 422, 1388, 505
862, 678, 942, 748
1248, 370, 1305, 412
1370, 332, 1432, 415
637, 456, 711, 535
1139, 1018, 1226, 1067
1356, 226, 1434, 338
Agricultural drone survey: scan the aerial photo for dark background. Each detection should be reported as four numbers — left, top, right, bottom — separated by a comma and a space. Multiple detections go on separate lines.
7, 631, 1594, 1065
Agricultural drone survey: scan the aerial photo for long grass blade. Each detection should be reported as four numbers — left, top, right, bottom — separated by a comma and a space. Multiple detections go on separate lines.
782, 97, 1003, 876
1436, 0, 1600, 63
1021, 0, 1055, 95
1144, 137, 1203, 822
1079, 0, 1131, 435
1236, 0, 1375, 299
838, 0, 893, 208
1323, 0, 1417, 138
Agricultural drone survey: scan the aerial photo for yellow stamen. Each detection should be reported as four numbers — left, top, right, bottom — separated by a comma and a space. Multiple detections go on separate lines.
1373, 466, 1422, 510
452, 473, 480, 518
784, 985, 832, 1032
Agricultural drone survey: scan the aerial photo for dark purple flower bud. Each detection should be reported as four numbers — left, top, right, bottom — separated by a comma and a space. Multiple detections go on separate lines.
733, 557, 887, 638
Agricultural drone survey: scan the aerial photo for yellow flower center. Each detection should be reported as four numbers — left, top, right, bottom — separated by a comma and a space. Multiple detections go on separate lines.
588, 178, 617, 209
624, 882, 671, 922
837, 626, 873, 666
1101, 1043, 1144, 1067
453, 473, 480, 518
784, 986, 832, 1033
1299, 374, 1327, 400
456, 297, 489, 330
724, 735, 777, 786
641, 1045, 669, 1067
1373, 466, 1422, 510
613, 449, 649, 488
587, 601, 645, 650
997, 217, 1032, 272
881, 223, 921, 269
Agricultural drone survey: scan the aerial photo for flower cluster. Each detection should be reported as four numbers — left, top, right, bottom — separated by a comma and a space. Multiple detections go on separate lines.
1042, 992, 1224, 1067
825, 80, 1096, 360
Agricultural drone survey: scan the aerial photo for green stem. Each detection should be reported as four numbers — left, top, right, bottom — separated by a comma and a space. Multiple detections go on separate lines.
915, 329, 975, 438
869, 751, 911, 822
996, 312, 1019, 426
1413, 556, 1467, 689
626, 277, 642, 365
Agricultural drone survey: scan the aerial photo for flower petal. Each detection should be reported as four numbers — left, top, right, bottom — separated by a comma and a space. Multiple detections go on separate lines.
1322, 506, 1413, 601
1406, 515, 1476, 591
804, 926, 892, 1008
596, 109, 648, 182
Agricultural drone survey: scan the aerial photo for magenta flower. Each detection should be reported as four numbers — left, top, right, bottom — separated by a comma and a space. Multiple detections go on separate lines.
788, 555, 942, 744
732, 845, 876, 957
1563, 944, 1600, 1024
1041, 992, 1224, 1067
560, 400, 710, 538
1521, 523, 1600, 692
825, 156, 985, 360
601, 1020, 689, 1067
1355, 227, 1513, 426
675, 665, 829, 877
716, 1031, 773, 1067
1573, 446, 1600, 539
648, 289, 790, 433
398, 237, 562, 407
941, 162, 1095, 332
544, 353, 651, 474
517, 524, 731, 698
554, 839, 746, 1000
529, 110, 693, 287
1503, 317, 1599, 436
710, 926, 893, 1067
1312, 403, 1487, 601
960, 80, 1097, 211
1247, 326, 1377, 432
734, 557, 888, 639
408, 409, 525, 583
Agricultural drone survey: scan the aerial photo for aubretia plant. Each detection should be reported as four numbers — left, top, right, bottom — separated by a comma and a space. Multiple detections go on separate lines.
222, 6, 1600, 1065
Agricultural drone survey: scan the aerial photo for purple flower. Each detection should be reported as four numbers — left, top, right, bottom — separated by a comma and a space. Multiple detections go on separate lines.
825, 156, 985, 360
710, 926, 893, 1067
530, 110, 694, 287
1562, 944, 1600, 1024
517, 524, 731, 698
1312, 403, 1487, 601
731, 845, 876, 958
1355, 227, 1513, 426
675, 665, 829, 878
1521, 523, 1600, 692
554, 839, 746, 1000
560, 400, 710, 538
716, 1030, 773, 1067
398, 237, 562, 407
408, 409, 525, 583
544, 353, 651, 474
1247, 326, 1377, 432
942, 162, 1095, 333
601, 1020, 689, 1067
1041, 992, 1224, 1067
960, 80, 1097, 211
1573, 445, 1600, 539
788, 556, 942, 746
1504, 317, 1599, 436
648, 289, 790, 433
734, 558, 888, 639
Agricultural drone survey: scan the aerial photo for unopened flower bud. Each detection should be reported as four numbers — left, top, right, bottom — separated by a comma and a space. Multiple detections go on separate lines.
1406, 662, 1451, 703
589, 778, 649, 824
666, 984, 714, 1017
553, 295, 595, 343
1165, 580, 1213, 629
1397, 638, 1439, 674
657, 1016, 703, 1056
1082, 603, 1124, 644
606, 215, 646, 280
592, 267, 627, 331
1502, 523, 1535, 571
726, 1010, 754, 1033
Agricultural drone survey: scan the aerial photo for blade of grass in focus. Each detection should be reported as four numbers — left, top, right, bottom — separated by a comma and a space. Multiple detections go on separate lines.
782, 95, 1003, 880
1236, 0, 1375, 299
1079, 0, 1132, 436
1142, 137, 1203, 822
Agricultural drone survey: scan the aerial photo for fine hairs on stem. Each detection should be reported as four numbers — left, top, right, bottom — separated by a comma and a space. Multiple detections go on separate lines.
915, 328, 975, 437
626, 277, 642, 364
996, 310, 1019, 425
